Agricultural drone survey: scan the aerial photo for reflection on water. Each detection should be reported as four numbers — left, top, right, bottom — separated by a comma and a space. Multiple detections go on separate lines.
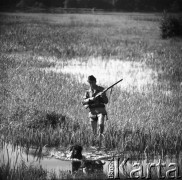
41, 56, 158, 92
0, 142, 71, 174
1, 142, 182, 179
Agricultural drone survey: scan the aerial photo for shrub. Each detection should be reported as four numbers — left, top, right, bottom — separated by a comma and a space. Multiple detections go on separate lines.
26, 110, 67, 129
160, 12, 182, 39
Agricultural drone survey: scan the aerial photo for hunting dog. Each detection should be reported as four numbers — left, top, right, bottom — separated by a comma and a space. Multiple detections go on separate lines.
70, 145, 105, 174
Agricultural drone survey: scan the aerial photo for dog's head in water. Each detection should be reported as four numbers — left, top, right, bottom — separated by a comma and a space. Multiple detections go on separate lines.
70, 145, 83, 160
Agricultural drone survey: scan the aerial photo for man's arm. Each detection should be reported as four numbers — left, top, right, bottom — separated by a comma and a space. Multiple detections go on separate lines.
96, 91, 108, 104
82, 91, 95, 105
100, 92, 108, 104
82, 88, 108, 105
82, 91, 89, 105
94, 86, 108, 104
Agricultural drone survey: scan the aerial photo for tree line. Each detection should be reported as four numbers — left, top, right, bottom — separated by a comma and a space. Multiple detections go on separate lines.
0, 0, 182, 12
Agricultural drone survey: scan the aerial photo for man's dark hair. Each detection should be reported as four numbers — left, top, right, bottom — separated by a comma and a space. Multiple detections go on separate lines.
88, 75, 96, 82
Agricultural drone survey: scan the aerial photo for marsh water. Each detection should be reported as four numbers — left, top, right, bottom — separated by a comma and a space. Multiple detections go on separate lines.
1, 141, 182, 179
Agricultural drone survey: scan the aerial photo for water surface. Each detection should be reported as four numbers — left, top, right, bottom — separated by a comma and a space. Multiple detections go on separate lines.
1, 142, 182, 179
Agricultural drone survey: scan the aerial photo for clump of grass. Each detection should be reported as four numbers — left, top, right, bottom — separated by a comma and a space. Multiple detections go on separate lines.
0, 144, 107, 180
155, 46, 182, 84
0, 161, 107, 180
0, 154, 73, 180
0, 146, 48, 180
0, 162, 48, 180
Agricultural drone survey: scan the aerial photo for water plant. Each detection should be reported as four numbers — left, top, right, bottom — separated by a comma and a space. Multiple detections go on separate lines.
0, 143, 107, 180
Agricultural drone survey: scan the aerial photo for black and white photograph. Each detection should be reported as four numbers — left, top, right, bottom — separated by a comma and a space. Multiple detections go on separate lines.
0, 0, 182, 179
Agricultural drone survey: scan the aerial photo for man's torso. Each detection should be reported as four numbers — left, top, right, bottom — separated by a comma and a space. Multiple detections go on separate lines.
85, 85, 107, 115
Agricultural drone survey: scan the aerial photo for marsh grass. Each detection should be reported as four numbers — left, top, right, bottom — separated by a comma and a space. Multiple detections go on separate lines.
0, 160, 107, 180
0, 13, 182, 156
0, 145, 68, 180
0, 143, 107, 180
0, 13, 158, 59
0, 161, 48, 180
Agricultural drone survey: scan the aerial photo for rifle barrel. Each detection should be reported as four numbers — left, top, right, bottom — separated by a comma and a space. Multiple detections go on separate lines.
83, 78, 123, 109
104, 78, 123, 92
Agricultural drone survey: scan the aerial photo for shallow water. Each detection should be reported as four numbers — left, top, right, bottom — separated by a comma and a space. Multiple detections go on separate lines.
0, 142, 111, 176
1, 142, 182, 179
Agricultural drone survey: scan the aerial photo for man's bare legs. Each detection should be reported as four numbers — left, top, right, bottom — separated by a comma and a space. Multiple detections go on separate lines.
98, 114, 105, 135
90, 114, 105, 147
90, 114, 105, 135
91, 119, 97, 135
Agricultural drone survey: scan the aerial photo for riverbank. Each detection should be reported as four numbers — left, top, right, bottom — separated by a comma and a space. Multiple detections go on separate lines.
1, 140, 182, 179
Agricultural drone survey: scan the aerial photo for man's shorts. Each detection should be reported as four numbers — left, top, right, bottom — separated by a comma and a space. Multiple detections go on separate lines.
88, 107, 107, 125
89, 113, 105, 125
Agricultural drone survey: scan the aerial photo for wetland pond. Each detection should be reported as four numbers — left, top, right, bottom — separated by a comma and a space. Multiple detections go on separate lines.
1, 142, 182, 179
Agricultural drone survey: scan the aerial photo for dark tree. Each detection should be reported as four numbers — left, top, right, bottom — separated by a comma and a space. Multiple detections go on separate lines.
115, 0, 135, 11
77, 0, 89, 8
87, 0, 111, 9
64, 0, 78, 8
170, 0, 182, 12
0, 0, 182, 12
0, 0, 20, 8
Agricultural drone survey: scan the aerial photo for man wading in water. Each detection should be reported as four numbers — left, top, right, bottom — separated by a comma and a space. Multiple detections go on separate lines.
82, 75, 108, 146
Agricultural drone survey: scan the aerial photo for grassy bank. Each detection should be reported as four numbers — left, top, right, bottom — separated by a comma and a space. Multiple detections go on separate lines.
0, 142, 107, 180
0, 12, 182, 156
0, 155, 106, 180
0, 161, 107, 180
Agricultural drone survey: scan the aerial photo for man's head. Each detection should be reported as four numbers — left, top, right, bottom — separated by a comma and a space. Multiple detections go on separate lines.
87, 75, 96, 89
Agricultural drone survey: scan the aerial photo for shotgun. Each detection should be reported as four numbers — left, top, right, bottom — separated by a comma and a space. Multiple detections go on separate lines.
82, 78, 123, 108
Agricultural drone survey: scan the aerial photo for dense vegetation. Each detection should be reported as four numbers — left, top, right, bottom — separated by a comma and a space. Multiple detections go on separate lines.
0, 12, 182, 155
0, 0, 182, 12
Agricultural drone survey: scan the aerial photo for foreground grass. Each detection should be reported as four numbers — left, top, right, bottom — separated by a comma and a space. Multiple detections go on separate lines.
0, 143, 107, 180
0, 13, 182, 156
0, 161, 49, 180
0, 159, 107, 180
